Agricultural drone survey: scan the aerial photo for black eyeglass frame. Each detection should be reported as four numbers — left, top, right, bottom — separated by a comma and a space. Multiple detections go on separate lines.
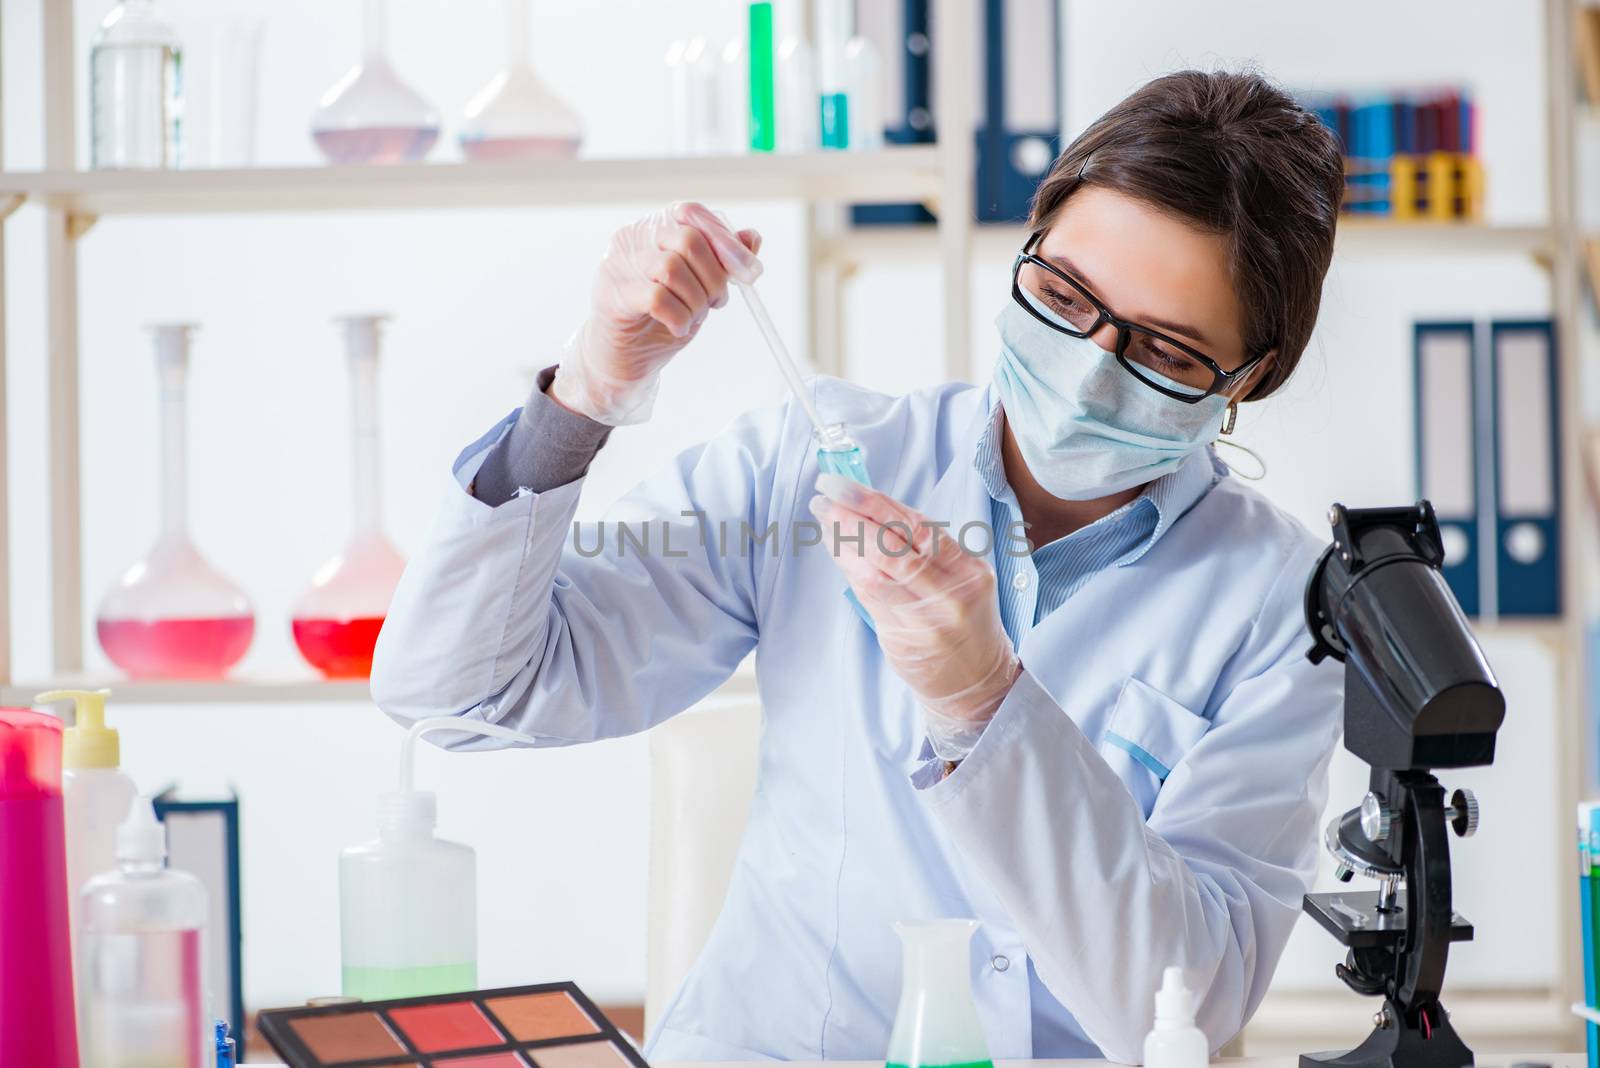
1010, 242, 1269, 404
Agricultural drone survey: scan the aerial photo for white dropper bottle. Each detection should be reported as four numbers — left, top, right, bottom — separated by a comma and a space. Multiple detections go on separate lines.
79, 797, 211, 1068
1143, 967, 1209, 1068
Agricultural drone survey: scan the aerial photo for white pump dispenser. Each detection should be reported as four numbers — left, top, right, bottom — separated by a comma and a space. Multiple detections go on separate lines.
1143, 967, 1209, 1068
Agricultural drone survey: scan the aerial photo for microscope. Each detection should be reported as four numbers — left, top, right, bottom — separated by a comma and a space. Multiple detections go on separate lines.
1300, 502, 1506, 1068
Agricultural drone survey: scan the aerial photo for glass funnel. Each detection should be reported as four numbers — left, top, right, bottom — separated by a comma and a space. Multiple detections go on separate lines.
885, 920, 994, 1068
291, 315, 406, 679
458, 0, 583, 160
97, 325, 255, 679
310, 0, 440, 164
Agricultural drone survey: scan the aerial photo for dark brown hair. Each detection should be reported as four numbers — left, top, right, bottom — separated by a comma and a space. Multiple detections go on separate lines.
1028, 70, 1345, 400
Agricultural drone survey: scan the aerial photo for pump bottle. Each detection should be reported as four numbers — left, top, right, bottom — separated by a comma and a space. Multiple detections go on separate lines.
39, 689, 139, 945
79, 796, 212, 1068
1143, 967, 1209, 1068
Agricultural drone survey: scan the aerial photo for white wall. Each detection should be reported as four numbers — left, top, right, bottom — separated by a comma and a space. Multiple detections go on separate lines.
1, 0, 1572, 1017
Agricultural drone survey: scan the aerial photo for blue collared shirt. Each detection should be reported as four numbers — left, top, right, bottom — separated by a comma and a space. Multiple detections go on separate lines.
373, 377, 1342, 1062
973, 402, 1221, 649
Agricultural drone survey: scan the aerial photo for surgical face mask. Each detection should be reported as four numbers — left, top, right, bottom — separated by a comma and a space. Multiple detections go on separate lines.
992, 298, 1228, 501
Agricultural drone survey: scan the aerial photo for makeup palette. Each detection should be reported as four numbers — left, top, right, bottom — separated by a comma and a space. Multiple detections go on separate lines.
258, 982, 648, 1068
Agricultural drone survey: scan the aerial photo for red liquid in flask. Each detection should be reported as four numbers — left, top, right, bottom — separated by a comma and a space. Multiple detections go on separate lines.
96, 616, 255, 679
292, 616, 387, 679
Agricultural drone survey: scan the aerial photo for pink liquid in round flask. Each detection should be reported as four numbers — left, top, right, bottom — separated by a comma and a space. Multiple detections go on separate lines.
292, 316, 406, 680
97, 324, 255, 680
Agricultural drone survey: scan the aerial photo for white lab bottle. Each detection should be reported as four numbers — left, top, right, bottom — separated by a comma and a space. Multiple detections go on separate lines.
79, 797, 212, 1068
44, 688, 139, 950
340, 790, 477, 1000
1143, 967, 1209, 1068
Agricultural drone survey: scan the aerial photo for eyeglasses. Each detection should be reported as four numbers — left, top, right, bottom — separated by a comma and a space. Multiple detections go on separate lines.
1010, 245, 1268, 403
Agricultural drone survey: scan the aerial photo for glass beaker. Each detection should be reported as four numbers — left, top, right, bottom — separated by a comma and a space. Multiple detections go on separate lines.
90, 0, 184, 169
97, 325, 255, 679
885, 920, 994, 1068
291, 316, 406, 680
458, 0, 583, 160
181, 14, 262, 168
310, 0, 440, 164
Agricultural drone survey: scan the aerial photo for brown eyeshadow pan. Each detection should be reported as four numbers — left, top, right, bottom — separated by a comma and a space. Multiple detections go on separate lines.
483, 991, 599, 1042
288, 1011, 407, 1061
526, 1041, 633, 1068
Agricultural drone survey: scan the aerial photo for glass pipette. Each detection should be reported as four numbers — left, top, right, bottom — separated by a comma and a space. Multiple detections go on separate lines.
731, 279, 871, 487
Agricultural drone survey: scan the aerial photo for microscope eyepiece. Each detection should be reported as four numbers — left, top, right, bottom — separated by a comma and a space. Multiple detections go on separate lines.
1305, 502, 1504, 770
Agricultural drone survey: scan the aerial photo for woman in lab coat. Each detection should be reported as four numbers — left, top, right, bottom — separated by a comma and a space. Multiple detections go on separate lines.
372, 70, 1347, 1061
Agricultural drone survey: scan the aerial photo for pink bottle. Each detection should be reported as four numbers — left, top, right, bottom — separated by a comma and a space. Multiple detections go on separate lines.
0, 707, 80, 1067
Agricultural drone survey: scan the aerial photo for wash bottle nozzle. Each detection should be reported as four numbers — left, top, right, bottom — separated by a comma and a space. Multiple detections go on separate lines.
117, 795, 167, 863
37, 688, 119, 769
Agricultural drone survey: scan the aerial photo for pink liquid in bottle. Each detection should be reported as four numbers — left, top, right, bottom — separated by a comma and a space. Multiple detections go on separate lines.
291, 616, 387, 679
97, 616, 255, 679
0, 709, 79, 1068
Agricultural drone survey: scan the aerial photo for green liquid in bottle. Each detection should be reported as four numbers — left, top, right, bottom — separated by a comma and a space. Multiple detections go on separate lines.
342, 962, 476, 1001
886, 1061, 996, 1068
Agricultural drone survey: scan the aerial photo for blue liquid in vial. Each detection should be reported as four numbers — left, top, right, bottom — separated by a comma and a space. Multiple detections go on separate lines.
817, 443, 876, 629
817, 444, 871, 487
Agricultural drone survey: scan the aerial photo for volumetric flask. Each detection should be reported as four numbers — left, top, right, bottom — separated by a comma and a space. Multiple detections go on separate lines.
459, 0, 583, 160
885, 920, 994, 1068
97, 325, 255, 679
311, 0, 440, 164
291, 316, 406, 679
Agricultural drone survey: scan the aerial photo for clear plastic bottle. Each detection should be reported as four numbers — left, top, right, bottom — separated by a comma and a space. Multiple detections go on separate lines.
885, 919, 994, 1068
91, 0, 184, 169
310, 0, 440, 164
97, 325, 255, 680
79, 797, 211, 1068
459, 0, 583, 160
291, 316, 406, 679
340, 790, 476, 1000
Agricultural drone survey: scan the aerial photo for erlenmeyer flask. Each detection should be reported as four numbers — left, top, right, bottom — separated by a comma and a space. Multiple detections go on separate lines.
885, 920, 994, 1068
291, 315, 406, 679
97, 325, 255, 680
310, 0, 440, 164
458, 0, 583, 160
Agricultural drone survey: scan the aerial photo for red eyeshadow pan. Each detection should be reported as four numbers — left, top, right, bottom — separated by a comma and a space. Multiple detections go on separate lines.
388, 1000, 504, 1053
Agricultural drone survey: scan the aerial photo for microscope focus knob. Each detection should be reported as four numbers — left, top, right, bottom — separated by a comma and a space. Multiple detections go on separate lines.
1450, 788, 1480, 838
1359, 792, 1394, 842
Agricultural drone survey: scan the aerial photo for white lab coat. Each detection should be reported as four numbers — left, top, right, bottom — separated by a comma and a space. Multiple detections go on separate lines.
372, 376, 1343, 1062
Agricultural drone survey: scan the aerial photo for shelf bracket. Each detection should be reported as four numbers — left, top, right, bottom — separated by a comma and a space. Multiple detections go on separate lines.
67, 211, 98, 241
0, 194, 24, 222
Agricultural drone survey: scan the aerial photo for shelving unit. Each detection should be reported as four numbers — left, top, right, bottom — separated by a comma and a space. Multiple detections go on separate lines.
0, 0, 1592, 1046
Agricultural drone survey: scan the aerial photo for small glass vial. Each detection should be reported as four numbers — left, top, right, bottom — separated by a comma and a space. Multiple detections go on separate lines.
815, 422, 871, 487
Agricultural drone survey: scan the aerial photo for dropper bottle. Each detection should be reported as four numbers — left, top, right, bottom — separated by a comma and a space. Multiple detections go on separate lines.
79, 797, 210, 1068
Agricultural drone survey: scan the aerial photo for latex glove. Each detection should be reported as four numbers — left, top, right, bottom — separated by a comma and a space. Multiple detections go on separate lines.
809, 473, 1022, 761
552, 201, 763, 425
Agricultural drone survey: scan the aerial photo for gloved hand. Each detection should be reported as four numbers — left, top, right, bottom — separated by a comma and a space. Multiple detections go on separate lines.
552, 201, 763, 425
809, 473, 1022, 760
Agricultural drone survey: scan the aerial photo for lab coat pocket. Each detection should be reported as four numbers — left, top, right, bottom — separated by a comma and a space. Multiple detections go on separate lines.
1099, 676, 1212, 816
